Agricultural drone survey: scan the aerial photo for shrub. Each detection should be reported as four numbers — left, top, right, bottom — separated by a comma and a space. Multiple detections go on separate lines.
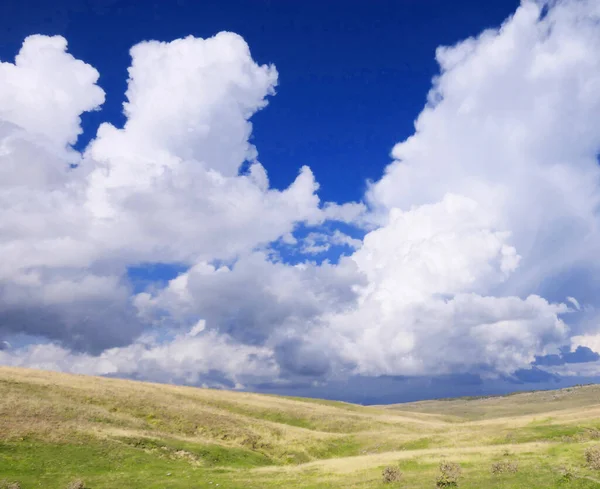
491, 460, 519, 474
382, 465, 402, 483
241, 433, 262, 450
585, 446, 600, 470
0, 481, 21, 489
436, 461, 462, 487
587, 429, 600, 440
557, 466, 575, 484
66, 480, 86, 489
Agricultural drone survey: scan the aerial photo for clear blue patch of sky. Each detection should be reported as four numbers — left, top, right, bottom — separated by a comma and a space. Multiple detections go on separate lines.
126, 262, 188, 294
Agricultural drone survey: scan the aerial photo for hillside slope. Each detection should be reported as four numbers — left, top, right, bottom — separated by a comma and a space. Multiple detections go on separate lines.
381, 385, 600, 420
1, 367, 600, 488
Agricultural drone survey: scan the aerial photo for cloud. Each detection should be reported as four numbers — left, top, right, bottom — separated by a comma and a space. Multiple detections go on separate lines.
366, 0, 600, 302
134, 252, 362, 347
286, 194, 566, 378
1, 0, 600, 396
535, 345, 600, 366
567, 297, 581, 310
0, 328, 278, 387
0, 35, 105, 149
572, 333, 600, 353
82, 32, 329, 264
0, 32, 347, 354
300, 230, 362, 255
323, 0, 600, 377
0, 273, 141, 353
512, 366, 560, 384
535, 334, 600, 378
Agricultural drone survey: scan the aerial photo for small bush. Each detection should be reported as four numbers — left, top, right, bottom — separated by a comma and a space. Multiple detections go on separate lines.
491, 460, 519, 474
585, 446, 600, 470
66, 479, 86, 489
0, 481, 21, 489
557, 466, 575, 484
436, 461, 462, 488
241, 433, 264, 450
587, 429, 600, 440
382, 465, 402, 483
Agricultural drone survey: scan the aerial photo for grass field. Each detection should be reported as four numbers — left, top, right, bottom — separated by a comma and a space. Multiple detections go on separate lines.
1, 367, 600, 488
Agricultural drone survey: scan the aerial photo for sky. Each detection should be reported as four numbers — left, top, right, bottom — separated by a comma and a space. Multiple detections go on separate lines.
0, 0, 600, 404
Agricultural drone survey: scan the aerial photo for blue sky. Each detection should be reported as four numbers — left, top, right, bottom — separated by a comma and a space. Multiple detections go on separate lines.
1, 0, 600, 403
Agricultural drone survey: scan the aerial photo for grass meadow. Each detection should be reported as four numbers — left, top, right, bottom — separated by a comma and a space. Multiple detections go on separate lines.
1, 367, 600, 488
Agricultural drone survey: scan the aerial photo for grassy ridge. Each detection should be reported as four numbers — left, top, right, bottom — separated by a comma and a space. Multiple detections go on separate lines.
383, 385, 600, 420
1, 367, 600, 488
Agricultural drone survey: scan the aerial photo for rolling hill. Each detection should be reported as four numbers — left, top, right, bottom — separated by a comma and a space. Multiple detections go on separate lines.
1, 367, 599, 488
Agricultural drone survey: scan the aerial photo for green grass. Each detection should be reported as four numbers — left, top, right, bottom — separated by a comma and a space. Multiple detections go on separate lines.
398, 436, 434, 450
1, 367, 600, 488
116, 436, 275, 467
1, 440, 203, 489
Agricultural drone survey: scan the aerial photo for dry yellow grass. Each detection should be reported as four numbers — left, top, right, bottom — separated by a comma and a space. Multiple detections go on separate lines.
0, 366, 441, 463
382, 384, 600, 420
